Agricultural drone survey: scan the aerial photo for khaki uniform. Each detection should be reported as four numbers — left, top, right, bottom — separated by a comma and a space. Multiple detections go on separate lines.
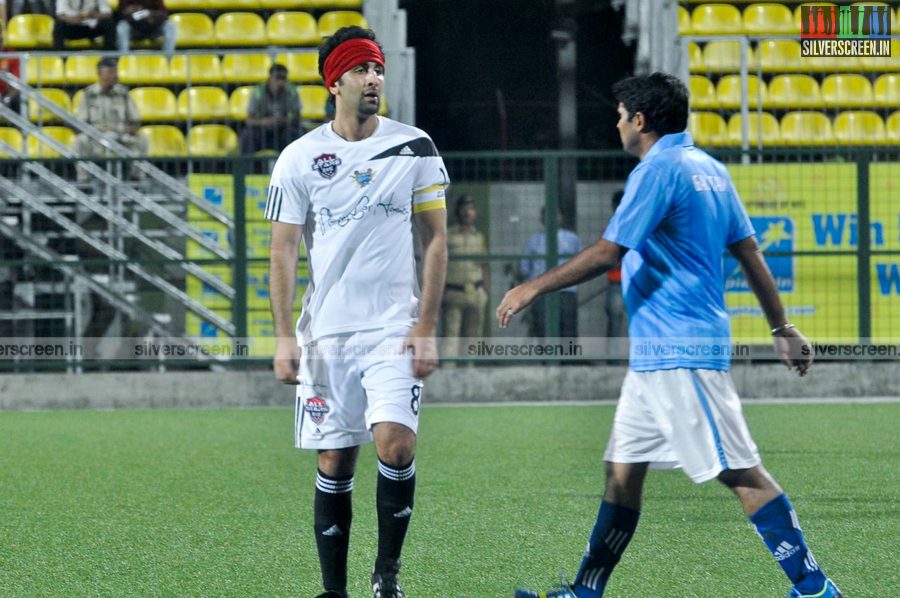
442, 224, 487, 364
74, 83, 148, 178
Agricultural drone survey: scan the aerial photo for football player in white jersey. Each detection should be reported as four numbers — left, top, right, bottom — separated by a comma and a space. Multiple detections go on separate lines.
266, 27, 448, 598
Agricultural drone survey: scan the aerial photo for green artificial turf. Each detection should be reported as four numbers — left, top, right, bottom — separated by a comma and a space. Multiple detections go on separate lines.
0, 403, 895, 597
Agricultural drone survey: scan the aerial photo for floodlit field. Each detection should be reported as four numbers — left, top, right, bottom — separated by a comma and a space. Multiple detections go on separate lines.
0, 403, 895, 597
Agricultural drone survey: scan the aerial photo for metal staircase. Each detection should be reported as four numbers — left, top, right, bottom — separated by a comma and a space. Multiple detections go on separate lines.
0, 74, 243, 356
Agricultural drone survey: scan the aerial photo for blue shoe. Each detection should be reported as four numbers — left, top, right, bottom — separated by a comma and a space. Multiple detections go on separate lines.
514, 585, 578, 598
787, 578, 843, 598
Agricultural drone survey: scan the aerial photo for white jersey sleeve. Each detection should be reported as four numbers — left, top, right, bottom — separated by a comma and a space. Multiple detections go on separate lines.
265, 146, 309, 225
411, 137, 450, 214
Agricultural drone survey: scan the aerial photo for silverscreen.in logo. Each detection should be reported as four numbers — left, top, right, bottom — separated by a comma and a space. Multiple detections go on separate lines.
800, 4, 892, 57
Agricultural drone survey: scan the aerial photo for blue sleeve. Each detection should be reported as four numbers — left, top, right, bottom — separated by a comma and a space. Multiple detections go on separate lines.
725, 184, 755, 245
603, 165, 670, 250
519, 234, 537, 278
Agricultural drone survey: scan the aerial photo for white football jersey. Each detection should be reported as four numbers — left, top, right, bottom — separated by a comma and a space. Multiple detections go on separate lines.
265, 116, 449, 342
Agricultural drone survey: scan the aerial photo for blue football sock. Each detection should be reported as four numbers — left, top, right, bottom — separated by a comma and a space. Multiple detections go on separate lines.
573, 500, 640, 598
750, 493, 827, 595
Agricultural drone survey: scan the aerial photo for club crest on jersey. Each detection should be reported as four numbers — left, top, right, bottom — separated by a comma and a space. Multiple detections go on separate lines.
350, 168, 376, 188
312, 153, 342, 179
305, 397, 330, 425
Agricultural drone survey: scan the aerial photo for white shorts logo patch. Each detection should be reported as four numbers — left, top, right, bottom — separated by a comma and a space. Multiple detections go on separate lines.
305, 397, 330, 425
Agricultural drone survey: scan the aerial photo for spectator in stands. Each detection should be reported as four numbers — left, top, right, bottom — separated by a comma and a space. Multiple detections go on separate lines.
519, 208, 582, 340
74, 57, 147, 180
239, 63, 302, 154
53, 0, 115, 51
0, 23, 21, 113
115, 0, 175, 56
9, 0, 54, 17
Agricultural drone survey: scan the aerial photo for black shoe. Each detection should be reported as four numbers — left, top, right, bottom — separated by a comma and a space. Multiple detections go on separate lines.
371, 558, 405, 598
315, 591, 347, 598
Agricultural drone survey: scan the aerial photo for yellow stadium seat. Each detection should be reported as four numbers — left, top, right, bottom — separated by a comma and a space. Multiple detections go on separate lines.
689, 112, 728, 146
65, 55, 101, 85
702, 41, 756, 73
0, 127, 24, 157
230, 86, 255, 120
833, 111, 885, 145
267, 12, 320, 46
27, 126, 74, 158
691, 4, 743, 35
309, 0, 362, 6
318, 11, 368, 38
858, 40, 900, 71
726, 112, 781, 146
687, 42, 703, 73
886, 112, 900, 143
208, 0, 260, 9
169, 55, 223, 85
24, 56, 66, 86
276, 52, 321, 83
800, 53, 859, 73
164, 0, 203, 8
216, 12, 268, 46
300, 86, 329, 120
744, 3, 796, 34
71, 89, 84, 114
873, 74, 900, 108
768, 75, 822, 108
222, 54, 273, 83
757, 40, 801, 72
689, 76, 717, 109
716, 74, 768, 109
177, 86, 231, 121
821, 74, 874, 108
139, 125, 188, 157
188, 124, 238, 156
259, 0, 316, 8
678, 6, 692, 35
780, 111, 834, 145
28, 88, 71, 123
170, 13, 217, 47
130, 87, 179, 121
118, 55, 172, 85
6, 14, 54, 48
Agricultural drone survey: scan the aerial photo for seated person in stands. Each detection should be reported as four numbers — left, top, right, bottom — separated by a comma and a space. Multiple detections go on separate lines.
74, 57, 148, 180
239, 63, 303, 154
115, 0, 176, 56
8, 0, 55, 17
54, 0, 116, 50
0, 25, 21, 113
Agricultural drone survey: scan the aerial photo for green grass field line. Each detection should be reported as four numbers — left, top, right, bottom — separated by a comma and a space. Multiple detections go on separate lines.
0, 404, 896, 597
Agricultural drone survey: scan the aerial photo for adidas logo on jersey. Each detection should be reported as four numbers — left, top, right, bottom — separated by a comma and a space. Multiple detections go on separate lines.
393, 506, 413, 519
322, 524, 343, 537
774, 541, 800, 561
399, 145, 415, 156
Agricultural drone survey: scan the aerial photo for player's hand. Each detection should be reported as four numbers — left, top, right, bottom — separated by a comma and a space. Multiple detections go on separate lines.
404, 324, 438, 378
273, 337, 301, 384
496, 282, 540, 328
773, 326, 813, 377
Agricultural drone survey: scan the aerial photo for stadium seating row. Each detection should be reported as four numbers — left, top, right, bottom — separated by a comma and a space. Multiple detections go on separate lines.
679, 2, 900, 35
1, 124, 245, 157
25, 85, 332, 123
5, 11, 366, 49
120, 0, 361, 9
24, 53, 320, 86
690, 110, 900, 146
688, 39, 900, 73
691, 73, 900, 109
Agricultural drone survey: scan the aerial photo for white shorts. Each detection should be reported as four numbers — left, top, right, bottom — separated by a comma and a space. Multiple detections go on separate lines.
603, 368, 761, 483
295, 326, 422, 450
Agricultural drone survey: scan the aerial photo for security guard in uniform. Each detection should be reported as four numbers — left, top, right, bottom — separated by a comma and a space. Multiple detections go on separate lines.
441, 195, 487, 367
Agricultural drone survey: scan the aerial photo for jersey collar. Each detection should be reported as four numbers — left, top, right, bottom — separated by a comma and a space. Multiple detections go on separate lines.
642, 131, 694, 161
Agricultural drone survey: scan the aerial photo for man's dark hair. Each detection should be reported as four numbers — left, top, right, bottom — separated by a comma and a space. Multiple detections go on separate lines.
454, 194, 474, 221
612, 72, 689, 137
318, 26, 383, 81
97, 56, 118, 71
269, 63, 288, 77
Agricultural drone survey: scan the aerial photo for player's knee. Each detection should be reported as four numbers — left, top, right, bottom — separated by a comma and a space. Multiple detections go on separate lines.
374, 426, 416, 467
317, 447, 358, 477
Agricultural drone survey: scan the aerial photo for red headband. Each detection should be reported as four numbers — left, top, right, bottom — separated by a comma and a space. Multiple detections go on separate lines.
323, 38, 385, 88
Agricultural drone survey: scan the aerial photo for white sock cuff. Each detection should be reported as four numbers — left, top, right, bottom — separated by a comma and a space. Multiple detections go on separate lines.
377, 459, 416, 481
316, 471, 354, 494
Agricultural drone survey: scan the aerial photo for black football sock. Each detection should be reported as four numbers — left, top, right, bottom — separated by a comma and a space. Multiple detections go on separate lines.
375, 458, 416, 573
313, 470, 353, 592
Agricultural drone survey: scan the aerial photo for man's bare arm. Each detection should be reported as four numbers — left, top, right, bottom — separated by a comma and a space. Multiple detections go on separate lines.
269, 221, 303, 384
408, 208, 447, 377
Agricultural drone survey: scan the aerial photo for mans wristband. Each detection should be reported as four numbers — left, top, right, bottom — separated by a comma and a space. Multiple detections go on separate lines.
771, 323, 795, 336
